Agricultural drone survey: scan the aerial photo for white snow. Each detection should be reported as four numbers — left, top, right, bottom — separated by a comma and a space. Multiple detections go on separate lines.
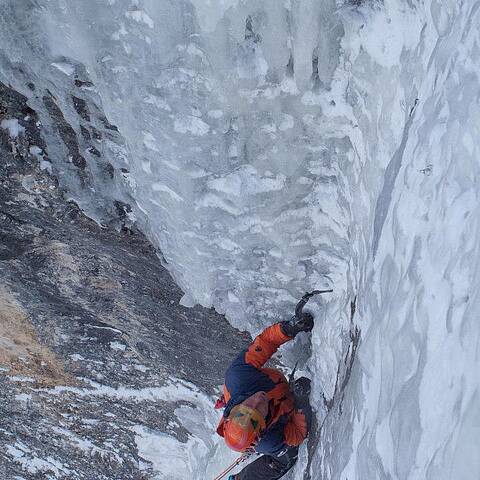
8, 375, 35, 383
69, 354, 84, 361
51, 62, 75, 76
42, 376, 238, 477
29, 146, 42, 157
46, 377, 207, 404
109, 341, 126, 351
39, 160, 53, 174
50, 426, 123, 463
132, 426, 209, 480
14, 394, 32, 402
134, 364, 148, 372
85, 324, 123, 334
1, 118, 24, 137
6, 444, 71, 476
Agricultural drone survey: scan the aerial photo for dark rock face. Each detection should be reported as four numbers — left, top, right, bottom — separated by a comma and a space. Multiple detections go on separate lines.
0, 82, 249, 479
43, 94, 88, 171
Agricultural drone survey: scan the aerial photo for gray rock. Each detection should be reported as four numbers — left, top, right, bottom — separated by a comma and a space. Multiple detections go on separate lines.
0, 81, 250, 479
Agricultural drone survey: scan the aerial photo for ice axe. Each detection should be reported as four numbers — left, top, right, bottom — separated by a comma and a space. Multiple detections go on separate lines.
294, 289, 333, 319
288, 290, 331, 385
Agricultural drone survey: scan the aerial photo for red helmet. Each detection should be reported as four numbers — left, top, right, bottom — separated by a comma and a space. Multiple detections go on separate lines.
224, 404, 266, 452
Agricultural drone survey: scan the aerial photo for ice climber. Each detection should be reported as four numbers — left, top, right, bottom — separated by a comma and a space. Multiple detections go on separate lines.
215, 292, 320, 480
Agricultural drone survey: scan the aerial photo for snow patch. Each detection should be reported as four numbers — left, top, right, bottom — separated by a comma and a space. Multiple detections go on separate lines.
1, 119, 25, 137
109, 341, 126, 351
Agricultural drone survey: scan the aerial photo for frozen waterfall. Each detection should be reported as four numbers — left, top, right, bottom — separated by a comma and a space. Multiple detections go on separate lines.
1, 0, 479, 479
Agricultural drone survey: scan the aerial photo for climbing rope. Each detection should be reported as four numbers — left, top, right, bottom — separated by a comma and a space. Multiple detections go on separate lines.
213, 452, 253, 480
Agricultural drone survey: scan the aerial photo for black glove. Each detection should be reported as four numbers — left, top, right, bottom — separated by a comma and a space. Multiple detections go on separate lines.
295, 312, 314, 333
281, 312, 314, 338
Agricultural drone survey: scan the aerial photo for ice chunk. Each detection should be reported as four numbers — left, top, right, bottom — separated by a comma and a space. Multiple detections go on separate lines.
174, 116, 210, 136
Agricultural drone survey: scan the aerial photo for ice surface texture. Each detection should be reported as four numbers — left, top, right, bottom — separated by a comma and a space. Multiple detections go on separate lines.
1, 0, 479, 479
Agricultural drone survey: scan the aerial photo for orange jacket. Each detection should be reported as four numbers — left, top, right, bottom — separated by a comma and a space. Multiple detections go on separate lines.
216, 323, 308, 454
